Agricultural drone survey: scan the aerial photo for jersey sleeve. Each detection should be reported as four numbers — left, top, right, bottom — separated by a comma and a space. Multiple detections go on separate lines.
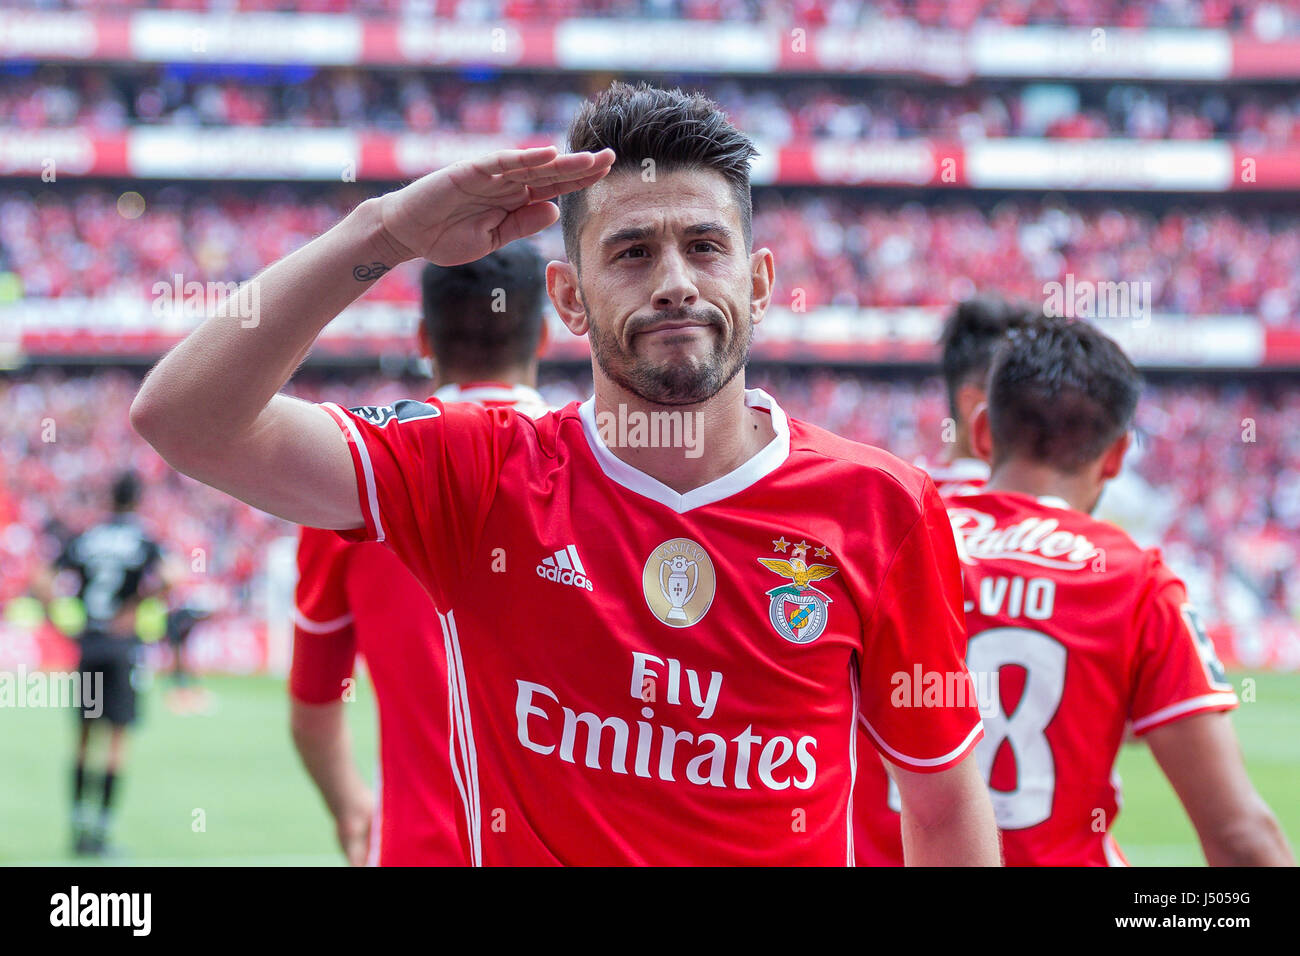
317, 397, 509, 607
290, 526, 358, 705
1128, 560, 1238, 736
858, 479, 984, 773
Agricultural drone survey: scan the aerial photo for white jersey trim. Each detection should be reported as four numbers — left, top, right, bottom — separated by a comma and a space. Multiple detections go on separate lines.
292, 609, 355, 634
858, 713, 985, 769
1103, 833, 1127, 867
847, 665, 859, 867
321, 402, 386, 544
1131, 692, 1239, 734
434, 383, 546, 407
921, 456, 990, 482
440, 608, 482, 866
577, 388, 791, 514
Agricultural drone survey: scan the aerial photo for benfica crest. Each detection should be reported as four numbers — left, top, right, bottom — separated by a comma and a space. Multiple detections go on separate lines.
757, 539, 839, 644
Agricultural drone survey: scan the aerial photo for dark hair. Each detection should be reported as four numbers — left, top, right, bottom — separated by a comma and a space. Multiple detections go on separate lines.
420, 241, 547, 376
939, 297, 1038, 416
111, 471, 141, 512
987, 318, 1141, 474
559, 81, 758, 270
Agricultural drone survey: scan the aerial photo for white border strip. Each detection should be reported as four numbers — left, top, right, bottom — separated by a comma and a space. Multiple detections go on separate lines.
1131, 692, 1238, 734
440, 608, 482, 866
440, 610, 476, 866
321, 402, 385, 543
859, 713, 984, 769
292, 608, 354, 634
847, 665, 859, 867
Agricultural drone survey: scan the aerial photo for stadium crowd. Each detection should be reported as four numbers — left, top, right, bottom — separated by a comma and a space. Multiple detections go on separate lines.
7, 0, 1300, 33
1, 368, 1295, 657
3, 186, 1297, 324
7, 69, 1300, 147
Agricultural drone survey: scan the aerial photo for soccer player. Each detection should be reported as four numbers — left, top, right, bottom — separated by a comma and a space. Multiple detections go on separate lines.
162, 587, 216, 715
47, 472, 163, 856
924, 296, 1036, 496
131, 82, 998, 865
858, 318, 1293, 866
290, 242, 551, 866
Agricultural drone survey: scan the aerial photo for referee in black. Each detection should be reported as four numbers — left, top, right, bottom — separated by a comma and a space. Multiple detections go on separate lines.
48, 472, 165, 856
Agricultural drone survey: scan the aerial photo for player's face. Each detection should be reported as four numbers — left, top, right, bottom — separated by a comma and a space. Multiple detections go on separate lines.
575, 168, 765, 406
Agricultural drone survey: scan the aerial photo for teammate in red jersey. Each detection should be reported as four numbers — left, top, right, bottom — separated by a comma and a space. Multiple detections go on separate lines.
854, 297, 1034, 860
857, 318, 1293, 866
132, 82, 998, 865
290, 242, 551, 866
921, 296, 1036, 497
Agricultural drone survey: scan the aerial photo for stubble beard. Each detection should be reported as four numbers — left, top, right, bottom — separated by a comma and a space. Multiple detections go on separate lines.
584, 291, 753, 407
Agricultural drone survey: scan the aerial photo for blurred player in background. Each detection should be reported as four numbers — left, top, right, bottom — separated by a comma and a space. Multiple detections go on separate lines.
131, 82, 998, 865
290, 241, 550, 866
858, 318, 1293, 866
925, 296, 1037, 496
162, 587, 216, 716
43, 472, 164, 856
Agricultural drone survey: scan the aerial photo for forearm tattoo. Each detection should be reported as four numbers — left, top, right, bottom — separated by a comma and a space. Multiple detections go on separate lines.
353, 262, 392, 282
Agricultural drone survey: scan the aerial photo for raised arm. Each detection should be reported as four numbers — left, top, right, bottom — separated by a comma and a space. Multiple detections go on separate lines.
1145, 711, 1294, 866
130, 147, 614, 528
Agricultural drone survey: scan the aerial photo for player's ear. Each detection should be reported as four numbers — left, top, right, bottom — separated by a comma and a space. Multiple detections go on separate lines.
547, 260, 589, 335
970, 401, 994, 462
955, 384, 985, 432
749, 247, 775, 327
1099, 430, 1131, 480
416, 322, 433, 361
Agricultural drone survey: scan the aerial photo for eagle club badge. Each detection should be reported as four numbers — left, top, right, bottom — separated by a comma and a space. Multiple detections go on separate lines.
758, 538, 839, 644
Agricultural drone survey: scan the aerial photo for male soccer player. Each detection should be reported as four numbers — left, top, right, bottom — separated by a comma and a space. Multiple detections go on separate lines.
924, 296, 1035, 496
857, 318, 1293, 866
290, 242, 551, 866
132, 82, 998, 865
49, 472, 163, 855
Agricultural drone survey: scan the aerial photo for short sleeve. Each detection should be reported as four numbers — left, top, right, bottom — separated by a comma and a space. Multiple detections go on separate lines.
317, 397, 508, 606
290, 526, 358, 705
858, 479, 984, 773
1129, 563, 1237, 736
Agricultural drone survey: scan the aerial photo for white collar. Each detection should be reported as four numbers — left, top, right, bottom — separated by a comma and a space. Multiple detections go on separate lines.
1036, 495, 1072, 510
433, 382, 545, 406
578, 388, 791, 514
947, 457, 992, 479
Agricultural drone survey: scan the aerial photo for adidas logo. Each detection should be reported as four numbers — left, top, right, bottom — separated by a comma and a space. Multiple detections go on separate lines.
536, 545, 594, 592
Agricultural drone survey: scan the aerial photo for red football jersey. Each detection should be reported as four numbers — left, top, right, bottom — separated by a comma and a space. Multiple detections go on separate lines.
921, 456, 989, 498
318, 388, 983, 866
854, 490, 1238, 867
291, 383, 549, 867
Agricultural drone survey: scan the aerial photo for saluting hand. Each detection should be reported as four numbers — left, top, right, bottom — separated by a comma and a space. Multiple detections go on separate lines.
378, 146, 616, 267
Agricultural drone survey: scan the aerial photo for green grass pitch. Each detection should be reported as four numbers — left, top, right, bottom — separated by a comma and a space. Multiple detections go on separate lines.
1, 670, 1295, 866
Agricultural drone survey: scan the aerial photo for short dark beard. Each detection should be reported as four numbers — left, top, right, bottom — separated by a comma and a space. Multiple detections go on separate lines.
584, 291, 752, 406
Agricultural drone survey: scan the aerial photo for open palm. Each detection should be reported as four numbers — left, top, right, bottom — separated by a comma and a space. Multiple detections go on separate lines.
379, 146, 616, 266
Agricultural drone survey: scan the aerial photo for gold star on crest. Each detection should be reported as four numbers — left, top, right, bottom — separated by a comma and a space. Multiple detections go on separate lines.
772, 537, 790, 553
814, 545, 830, 558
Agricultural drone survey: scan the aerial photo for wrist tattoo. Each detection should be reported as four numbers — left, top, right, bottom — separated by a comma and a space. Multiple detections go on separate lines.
353, 262, 392, 282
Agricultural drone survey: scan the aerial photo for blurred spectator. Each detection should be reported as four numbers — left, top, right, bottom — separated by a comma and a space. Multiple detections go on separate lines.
3, 186, 1296, 325
7, 68, 1300, 146
4, 0, 1300, 35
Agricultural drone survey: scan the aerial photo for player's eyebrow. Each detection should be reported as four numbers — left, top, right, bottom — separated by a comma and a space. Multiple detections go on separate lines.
601, 222, 736, 248
682, 222, 734, 241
